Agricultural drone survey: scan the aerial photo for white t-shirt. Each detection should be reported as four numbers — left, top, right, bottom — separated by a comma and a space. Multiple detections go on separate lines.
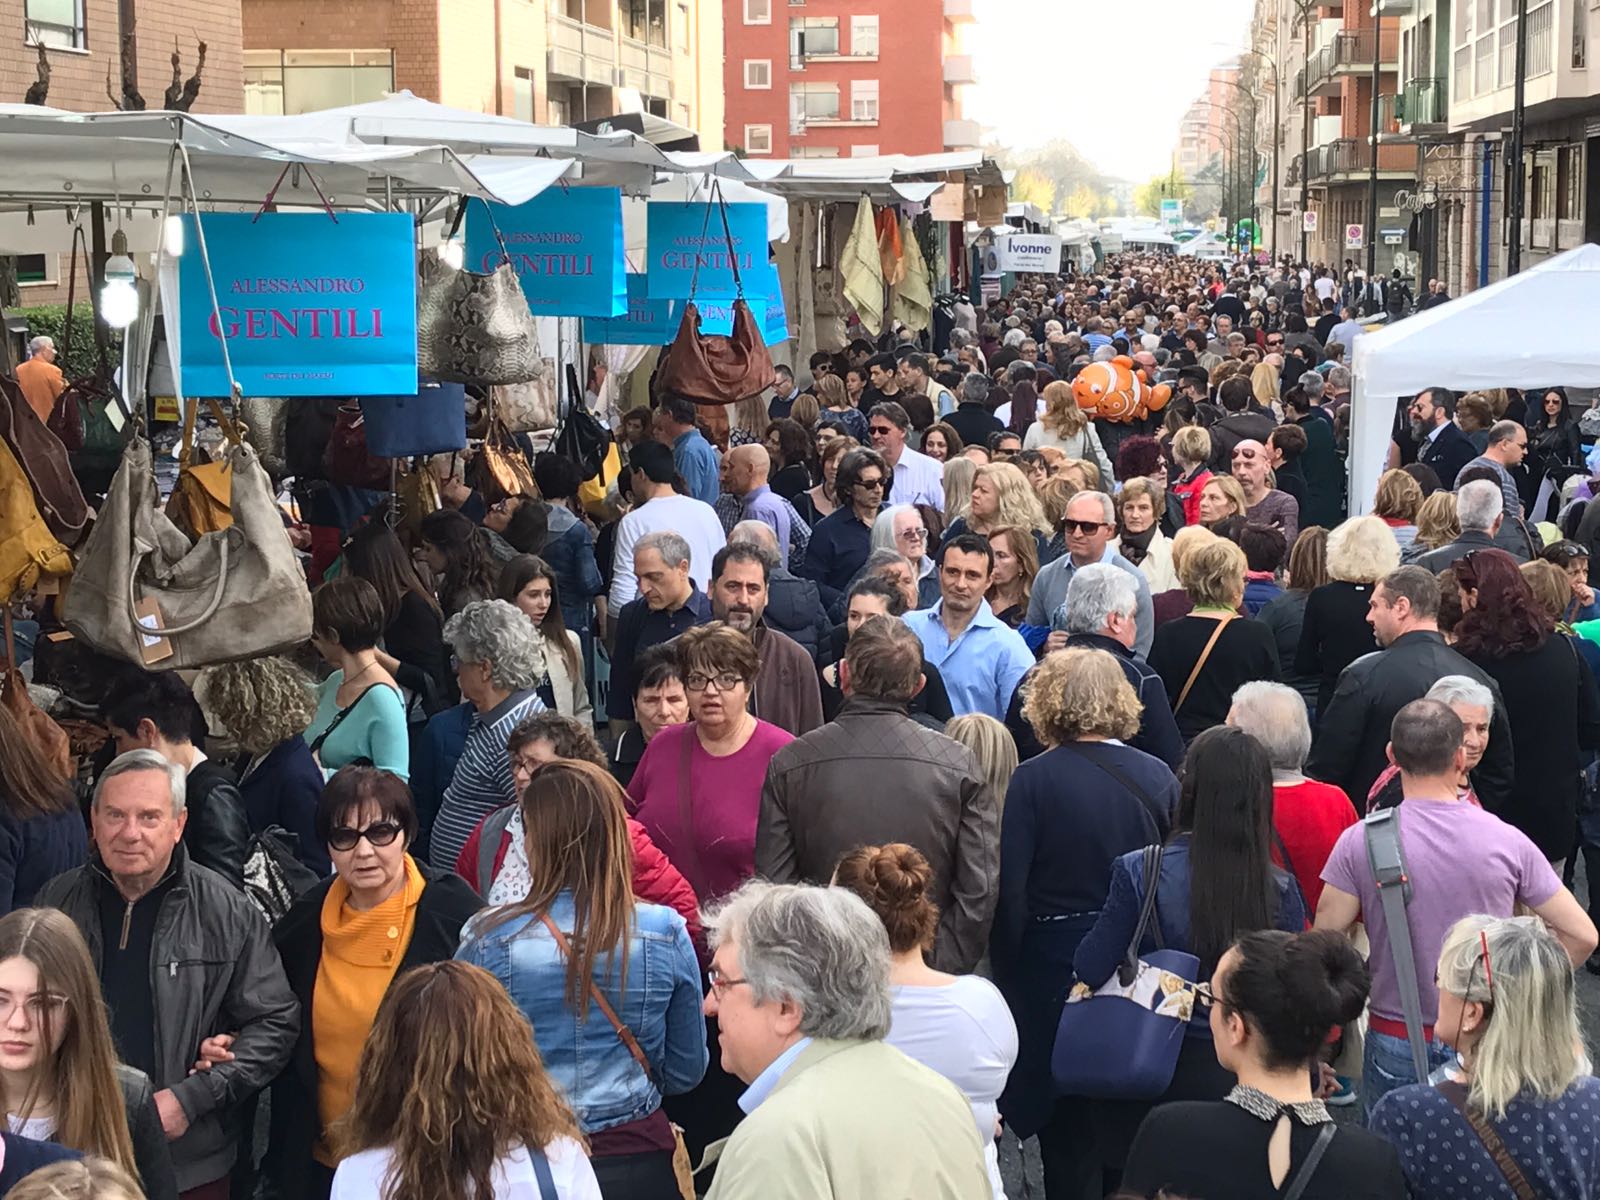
331, 1139, 600, 1200
6, 1115, 53, 1141
1313, 276, 1337, 301
888, 976, 1019, 1200
890, 445, 947, 512
608, 493, 727, 609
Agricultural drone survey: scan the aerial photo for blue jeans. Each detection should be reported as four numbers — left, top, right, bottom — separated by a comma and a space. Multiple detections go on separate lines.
1361, 1027, 1453, 1122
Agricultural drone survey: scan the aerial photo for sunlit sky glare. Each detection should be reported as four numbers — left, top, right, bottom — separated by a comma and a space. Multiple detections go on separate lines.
963, 0, 1257, 181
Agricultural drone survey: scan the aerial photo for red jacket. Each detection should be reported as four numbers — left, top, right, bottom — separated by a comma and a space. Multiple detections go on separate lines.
1171, 467, 1213, 528
455, 810, 704, 950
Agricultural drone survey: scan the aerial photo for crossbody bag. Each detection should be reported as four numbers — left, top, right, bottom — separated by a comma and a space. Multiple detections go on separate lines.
1436, 1079, 1541, 1200
307, 682, 391, 762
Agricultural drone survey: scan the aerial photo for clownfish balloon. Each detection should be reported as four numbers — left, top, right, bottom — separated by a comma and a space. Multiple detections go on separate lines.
1071, 355, 1172, 423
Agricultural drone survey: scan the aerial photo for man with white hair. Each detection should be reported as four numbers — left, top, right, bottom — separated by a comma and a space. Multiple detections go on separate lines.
701, 881, 990, 1198
39, 750, 299, 1195
1413, 479, 1513, 572
15, 334, 66, 424
1028, 491, 1154, 657
1227, 681, 1357, 913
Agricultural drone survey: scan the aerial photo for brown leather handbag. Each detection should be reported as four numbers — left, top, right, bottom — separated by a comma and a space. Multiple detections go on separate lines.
653, 193, 776, 406
167, 397, 245, 538
473, 413, 536, 502
0, 375, 89, 547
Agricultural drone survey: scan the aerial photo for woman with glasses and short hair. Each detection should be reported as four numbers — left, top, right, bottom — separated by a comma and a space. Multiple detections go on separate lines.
1370, 915, 1600, 1200
266, 766, 483, 1200
802, 447, 891, 610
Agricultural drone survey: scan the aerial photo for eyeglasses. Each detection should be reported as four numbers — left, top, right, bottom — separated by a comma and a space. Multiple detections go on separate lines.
868, 426, 895, 438
685, 671, 744, 693
1266, 337, 1284, 346
854, 477, 886, 491
1192, 981, 1223, 1010
327, 821, 404, 852
0, 993, 68, 1023
897, 528, 929, 543
510, 754, 547, 778
707, 965, 750, 1000
1061, 519, 1108, 535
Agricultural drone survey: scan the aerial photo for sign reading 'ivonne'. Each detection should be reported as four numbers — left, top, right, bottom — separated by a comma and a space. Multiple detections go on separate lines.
179, 212, 417, 397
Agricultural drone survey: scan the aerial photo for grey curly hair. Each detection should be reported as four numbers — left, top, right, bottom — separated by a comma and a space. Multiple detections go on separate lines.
443, 599, 544, 692
196, 656, 317, 756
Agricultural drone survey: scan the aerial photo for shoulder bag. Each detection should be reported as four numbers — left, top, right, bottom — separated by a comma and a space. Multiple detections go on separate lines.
242, 826, 322, 923
361, 380, 468, 459
537, 914, 696, 1200
0, 375, 89, 547
62, 434, 313, 671
553, 363, 614, 482
323, 402, 393, 491
307, 682, 390, 763
417, 200, 544, 387
167, 396, 245, 537
1056, 741, 1170, 831
1281, 1123, 1339, 1200
471, 412, 537, 503
1435, 1079, 1540, 1200
1175, 613, 1236, 713
493, 372, 558, 435
0, 409, 72, 605
1051, 844, 1200, 1100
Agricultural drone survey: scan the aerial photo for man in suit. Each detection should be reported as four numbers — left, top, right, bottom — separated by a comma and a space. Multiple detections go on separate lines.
1410, 386, 1476, 490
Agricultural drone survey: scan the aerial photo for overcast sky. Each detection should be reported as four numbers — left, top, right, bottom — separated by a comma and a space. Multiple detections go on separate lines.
963, 0, 1257, 181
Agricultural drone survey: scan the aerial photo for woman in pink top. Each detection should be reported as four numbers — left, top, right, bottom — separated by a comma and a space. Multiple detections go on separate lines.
627, 622, 794, 906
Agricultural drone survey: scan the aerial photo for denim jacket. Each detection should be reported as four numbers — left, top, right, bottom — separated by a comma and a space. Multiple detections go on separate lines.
542, 507, 604, 634
455, 891, 708, 1133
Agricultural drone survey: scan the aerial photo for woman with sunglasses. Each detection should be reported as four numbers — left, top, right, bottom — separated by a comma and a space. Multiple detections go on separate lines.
802, 447, 892, 610
266, 766, 483, 1200
1370, 915, 1600, 1200
1122, 930, 1404, 1200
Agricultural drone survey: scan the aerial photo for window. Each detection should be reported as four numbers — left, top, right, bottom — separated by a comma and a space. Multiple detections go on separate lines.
744, 59, 772, 88
745, 124, 774, 154
744, 0, 771, 23
850, 144, 879, 157
790, 81, 840, 130
24, 0, 84, 50
790, 15, 840, 63
850, 78, 879, 121
16, 255, 49, 285
795, 146, 841, 158
244, 49, 394, 116
512, 68, 535, 123
851, 15, 879, 56
1531, 157, 1552, 219
1558, 144, 1582, 220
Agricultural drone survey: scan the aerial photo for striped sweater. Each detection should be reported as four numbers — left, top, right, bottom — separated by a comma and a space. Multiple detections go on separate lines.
428, 689, 544, 873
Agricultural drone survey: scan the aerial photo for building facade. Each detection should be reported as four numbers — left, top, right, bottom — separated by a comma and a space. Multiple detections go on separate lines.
721, 0, 977, 159
241, 0, 725, 149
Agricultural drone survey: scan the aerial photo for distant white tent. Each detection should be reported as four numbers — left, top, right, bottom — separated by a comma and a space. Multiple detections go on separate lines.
1349, 243, 1600, 512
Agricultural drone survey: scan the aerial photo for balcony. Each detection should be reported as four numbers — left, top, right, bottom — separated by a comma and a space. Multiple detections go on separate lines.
1304, 137, 1418, 182
944, 117, 981, 148
943, 54, 977, 85
944, 0, 976, 22
1390, 76, 1446, 134
1304, 27, 1400, 96
548, 14, 616, 87
618, 35, 672, 98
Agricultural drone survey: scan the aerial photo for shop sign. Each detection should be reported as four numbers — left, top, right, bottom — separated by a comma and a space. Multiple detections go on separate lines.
467, 187, 627, 318
646, 202, 773, 299
178, 212, 417, 397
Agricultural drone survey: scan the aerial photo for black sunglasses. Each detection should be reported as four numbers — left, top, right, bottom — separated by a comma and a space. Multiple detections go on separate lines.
1061, 519, 1108, 535
328, 821, 403, 852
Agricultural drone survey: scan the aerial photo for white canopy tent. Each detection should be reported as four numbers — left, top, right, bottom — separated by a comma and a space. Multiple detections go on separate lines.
1348, 243, 1600, 512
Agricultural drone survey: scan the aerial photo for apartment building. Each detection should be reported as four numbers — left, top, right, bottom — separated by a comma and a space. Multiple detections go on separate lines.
722, 0, 977, 159
241, 0, 725, 149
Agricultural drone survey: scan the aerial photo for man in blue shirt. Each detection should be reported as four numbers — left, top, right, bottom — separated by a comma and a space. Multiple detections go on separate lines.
654, 394, 721, 506
714, 444, 808, 570
903, 533, 1034, 720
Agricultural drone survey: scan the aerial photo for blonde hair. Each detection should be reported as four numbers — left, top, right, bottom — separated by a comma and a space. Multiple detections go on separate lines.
196, 656, 317, 757
1326, 515, 1402, 584
1201, 474, 1247, 522
1415, 490, 1461, 550
1373, 469, 1424, 523
1180, 537, 1248, 608
973, 463, 1051, 535
942, 456, 977, 522
732, 394, 770, 435
1022, 647, 1142, 744
788, 393, 821, 430
944, 714, 1020, 816
1037, 476, 1080, 528
1171, 425, 1212, 469
1057, 457, 1101, 493
1437, 915, 1583, 1121
1520, 559, 1571, 622
5, 1158, 145, 1200
1250, 362, 1279, 411
987, 525, 1040, 614
1039, 379, 1088, 438
1168, 525, 1218, 581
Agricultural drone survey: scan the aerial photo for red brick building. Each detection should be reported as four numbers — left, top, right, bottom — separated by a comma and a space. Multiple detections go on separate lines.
722, 0, 978, 159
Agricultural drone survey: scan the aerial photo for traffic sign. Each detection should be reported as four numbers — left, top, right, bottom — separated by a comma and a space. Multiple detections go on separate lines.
1345, 223, 1364, 249
1302, 210, 1318, 233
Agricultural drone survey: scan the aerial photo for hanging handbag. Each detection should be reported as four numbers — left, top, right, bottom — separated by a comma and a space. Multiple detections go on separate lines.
360, 380, 468, 458
1051, 844, 1200, 1100
493, 370, 559, 434
395, 460, 443, 538
472, 414, 537, 503
0, 375, 90, 547
46, 225, 95, 454
62, 434, 313, 671
552, 363, 614, 481
323, 403, 394, 490
166, 397, 245, 538
2, 610, 71, 780
653, 190, 777, 406
417, 199, 544, 386
237, 396, 289, 479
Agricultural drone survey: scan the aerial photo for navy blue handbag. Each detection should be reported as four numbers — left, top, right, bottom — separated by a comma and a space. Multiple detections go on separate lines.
1051, 844, 1200, 1100
360, 380, 467, 458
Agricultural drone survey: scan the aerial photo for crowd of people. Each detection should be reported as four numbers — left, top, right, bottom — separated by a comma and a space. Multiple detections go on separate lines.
4, 249, 1600, 1200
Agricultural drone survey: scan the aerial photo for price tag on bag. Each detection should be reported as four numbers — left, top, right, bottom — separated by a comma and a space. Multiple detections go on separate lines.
134, 596, 173, 665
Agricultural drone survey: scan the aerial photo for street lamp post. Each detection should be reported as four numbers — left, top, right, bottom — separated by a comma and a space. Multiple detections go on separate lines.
1366, 1, 1385, 284
1506, 0, 1530, 274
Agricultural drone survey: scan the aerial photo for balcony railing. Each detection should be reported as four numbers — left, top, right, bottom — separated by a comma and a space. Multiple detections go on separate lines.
944, 0, 976, 21
548, 14, 616, 86
618, 35, 672, 97
944, 118, 980, 148
1305, 137, 1419, 181
943, 54, 977, 85
1395, 77, 1446, 128
1305, 27, 1400, 93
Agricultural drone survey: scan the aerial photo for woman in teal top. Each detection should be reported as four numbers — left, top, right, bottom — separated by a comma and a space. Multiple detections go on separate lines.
306, 576, 410, 780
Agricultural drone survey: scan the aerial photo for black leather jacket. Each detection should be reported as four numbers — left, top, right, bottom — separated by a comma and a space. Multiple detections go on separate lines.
37, 847, 300, 1192
117, 1064, 180, 1200
183, 759, 252, 890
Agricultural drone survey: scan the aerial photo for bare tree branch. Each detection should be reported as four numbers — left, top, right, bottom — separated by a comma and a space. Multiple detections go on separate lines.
23, 41, 50, 106
176, 38, 206, 111
119, 31, 145, 110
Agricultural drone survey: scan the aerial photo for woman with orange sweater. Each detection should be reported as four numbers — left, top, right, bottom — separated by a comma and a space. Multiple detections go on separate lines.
264, 766, 483, 1199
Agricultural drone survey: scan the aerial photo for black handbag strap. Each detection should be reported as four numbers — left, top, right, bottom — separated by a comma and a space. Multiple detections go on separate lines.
449, 196, 514, 268
1279, 1122, 1337, 1200
1118, 843, 1165, 985
308, 682, 388, 756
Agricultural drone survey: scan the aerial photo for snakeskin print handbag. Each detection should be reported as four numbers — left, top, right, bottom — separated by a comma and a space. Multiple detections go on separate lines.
418, 199, 544, 386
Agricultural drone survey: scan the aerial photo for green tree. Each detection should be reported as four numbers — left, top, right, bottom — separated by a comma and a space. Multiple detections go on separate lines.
1132, 173, 1194, 218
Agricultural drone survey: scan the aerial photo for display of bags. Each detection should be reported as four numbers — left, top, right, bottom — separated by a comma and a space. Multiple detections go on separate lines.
553, 363, 614, 481
323, 403, 393, 490
360, 380, 468, 458
167, 397, 245, 538
493, 369, 558, 434
1051, 844, 1200, 1100
417, 200, 544, 386
0, 375, 89, 546
63, 434, 313, 671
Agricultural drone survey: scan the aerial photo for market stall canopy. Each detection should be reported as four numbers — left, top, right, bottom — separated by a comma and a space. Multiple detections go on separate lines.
1348, 243, 1600, 513
627, 174, 790, 253
574, 110, 700, 152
